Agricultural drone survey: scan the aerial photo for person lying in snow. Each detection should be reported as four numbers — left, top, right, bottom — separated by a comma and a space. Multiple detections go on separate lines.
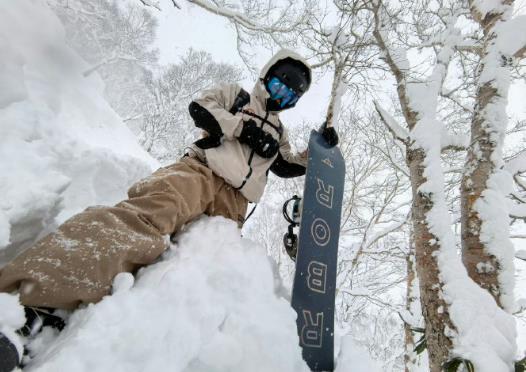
0, 49, 338, 370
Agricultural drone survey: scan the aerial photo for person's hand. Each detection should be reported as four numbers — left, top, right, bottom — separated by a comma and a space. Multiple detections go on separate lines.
238, 120, 279, 158
319, 121, 339, 147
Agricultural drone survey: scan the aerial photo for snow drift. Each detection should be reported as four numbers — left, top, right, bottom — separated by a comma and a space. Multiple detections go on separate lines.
0, 217, 379, 371
0, 0, 157, 265
22, 217, 308, 371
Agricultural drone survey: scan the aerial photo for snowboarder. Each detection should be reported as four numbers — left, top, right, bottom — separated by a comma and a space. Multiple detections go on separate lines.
0, 49, 338, 371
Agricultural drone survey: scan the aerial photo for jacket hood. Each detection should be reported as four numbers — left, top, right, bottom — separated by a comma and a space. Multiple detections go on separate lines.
252, 49, 312, 113
259, 49, 312, 83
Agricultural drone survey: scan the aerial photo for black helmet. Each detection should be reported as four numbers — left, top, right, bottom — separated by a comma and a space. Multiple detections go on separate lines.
265, 58, 311, 94
264, 58, 311, 110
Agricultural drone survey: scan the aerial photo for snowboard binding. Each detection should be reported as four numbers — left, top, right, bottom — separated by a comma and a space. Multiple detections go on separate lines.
282, 195, 302, 261
18, 307, 66, 337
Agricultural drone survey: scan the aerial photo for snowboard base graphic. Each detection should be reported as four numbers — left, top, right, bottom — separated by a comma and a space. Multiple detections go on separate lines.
291, 130, 345, 372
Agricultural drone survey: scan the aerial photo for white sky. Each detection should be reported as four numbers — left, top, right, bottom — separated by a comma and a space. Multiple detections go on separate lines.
155, 2, 241, 67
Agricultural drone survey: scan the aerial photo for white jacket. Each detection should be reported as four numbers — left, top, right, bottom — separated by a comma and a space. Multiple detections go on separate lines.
189, 49, 311, 202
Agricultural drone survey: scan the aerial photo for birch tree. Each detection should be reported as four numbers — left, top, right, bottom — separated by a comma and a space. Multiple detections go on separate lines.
371, 2, 462, 368
461, 0, 526, 312
371, 0, 517, 370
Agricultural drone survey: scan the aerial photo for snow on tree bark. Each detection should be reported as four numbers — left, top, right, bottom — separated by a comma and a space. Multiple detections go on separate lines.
403, 242, 426, 372
373, 1, 517, 371
461, 0, 523, 313
372, 3, 459, 369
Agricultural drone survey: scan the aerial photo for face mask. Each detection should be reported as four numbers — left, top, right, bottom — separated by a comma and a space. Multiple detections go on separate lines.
266, 77, 300, 108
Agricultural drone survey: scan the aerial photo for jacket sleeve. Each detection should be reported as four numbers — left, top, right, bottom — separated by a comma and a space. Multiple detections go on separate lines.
189, 83, 244, 140
270, 127, 308, 178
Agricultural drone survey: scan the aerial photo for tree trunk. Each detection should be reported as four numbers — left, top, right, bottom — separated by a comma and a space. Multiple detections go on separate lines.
461, 82, 503, 307
404, 242, 420, 372
461, 0, 516, 311
373, 6, 457, 365
407, 148, 455, 372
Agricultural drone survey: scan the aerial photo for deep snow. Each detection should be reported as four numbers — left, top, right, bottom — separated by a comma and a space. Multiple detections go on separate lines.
24, 217, 311, 372
0, 0, 157, 266
0, 218, 379, 372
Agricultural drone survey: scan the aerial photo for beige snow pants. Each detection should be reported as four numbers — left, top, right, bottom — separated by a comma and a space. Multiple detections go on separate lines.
0, 157, 248, 309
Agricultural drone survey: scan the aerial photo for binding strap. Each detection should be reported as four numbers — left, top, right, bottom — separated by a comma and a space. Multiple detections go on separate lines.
240, 110, 283, 139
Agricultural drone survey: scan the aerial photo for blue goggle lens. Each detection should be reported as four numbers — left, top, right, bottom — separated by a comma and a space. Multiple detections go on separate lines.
267, 77, 300, 108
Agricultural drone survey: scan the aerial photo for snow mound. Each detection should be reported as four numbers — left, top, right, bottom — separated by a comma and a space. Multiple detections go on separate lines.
25, 217, 309, 372
0, 217, 382, 371
336, 336, 382, 372
0, 0, 157, 263
0, 293, 26, 359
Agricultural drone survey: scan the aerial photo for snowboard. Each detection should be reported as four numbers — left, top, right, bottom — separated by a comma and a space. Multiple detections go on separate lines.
291, 129, 345, 372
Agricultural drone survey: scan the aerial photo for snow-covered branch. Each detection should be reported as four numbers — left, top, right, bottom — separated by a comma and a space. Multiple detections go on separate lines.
364, 217, 410, 251
186, 0, 260, 30
138, 0, 181, 10
185, 0, 306, 33
373, 101, 410, 144
397, 309, 420, 329
441, 131, 470, 152
501, 15, 526, 58
511, 203, 526, 220
325, 65, 347, 128
505, 151, 526, 175
516, 250, 526, 260
339, 287, 401, 311
372, 3, 409, 86
138, 0, 161, 10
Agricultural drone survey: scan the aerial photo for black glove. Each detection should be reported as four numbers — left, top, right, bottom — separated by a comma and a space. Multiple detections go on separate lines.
238, 120, 279, 158
319, 121, 339, 147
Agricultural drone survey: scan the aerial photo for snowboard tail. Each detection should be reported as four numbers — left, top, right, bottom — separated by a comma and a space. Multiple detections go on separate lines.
291, 130, 345, 372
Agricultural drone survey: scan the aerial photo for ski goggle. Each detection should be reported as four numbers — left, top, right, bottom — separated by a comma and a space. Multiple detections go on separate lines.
266, 77, 300, 108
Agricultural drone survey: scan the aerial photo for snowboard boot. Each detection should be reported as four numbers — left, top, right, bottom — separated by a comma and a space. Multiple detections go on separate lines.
0, 331, 20, 372
18, 306, 66, 337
